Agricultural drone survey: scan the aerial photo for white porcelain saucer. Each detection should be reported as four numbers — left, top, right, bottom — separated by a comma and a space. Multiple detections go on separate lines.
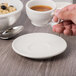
12, 33, 67, 59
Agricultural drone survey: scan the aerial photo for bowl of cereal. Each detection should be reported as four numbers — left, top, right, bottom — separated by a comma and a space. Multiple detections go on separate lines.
0, 0, 23, 33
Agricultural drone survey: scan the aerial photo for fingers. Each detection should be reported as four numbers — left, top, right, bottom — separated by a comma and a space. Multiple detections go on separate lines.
53, 24, 64, 33
53, 10, 60, 22
56, 27, 64, 34
52, 21, 76, 36
72, 24, 76, 36
64, 24, 72, 30
63, 20, 73, 25
53, 16, 58, 22
53, 9, 60, 22
63, 29, 72, 36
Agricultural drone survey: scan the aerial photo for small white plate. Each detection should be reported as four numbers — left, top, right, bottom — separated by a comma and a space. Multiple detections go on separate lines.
12, 33, 67, 59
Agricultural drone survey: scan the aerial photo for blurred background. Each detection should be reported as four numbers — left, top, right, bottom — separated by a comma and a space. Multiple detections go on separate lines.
54, 0, 73, 3
53, 0, 73, 9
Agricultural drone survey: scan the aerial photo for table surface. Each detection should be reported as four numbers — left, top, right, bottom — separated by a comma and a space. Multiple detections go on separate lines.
0, 0, 76, 76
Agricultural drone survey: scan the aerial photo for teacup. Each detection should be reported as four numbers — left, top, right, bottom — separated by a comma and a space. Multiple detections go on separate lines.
26, 0, 56, 27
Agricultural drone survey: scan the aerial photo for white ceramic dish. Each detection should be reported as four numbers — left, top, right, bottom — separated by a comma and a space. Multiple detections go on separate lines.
26, 0, 56, 27
12, 33, 67, 59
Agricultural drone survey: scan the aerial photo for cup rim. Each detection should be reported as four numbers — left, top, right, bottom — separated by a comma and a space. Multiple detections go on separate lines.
0, 0, 23, 18
26, 0, 56, 14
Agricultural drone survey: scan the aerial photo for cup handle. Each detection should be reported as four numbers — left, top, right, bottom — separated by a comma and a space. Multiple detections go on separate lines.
49, 19, 61, 27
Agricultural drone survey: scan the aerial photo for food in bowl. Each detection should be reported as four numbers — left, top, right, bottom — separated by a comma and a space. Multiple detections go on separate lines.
0, 3, 16, 14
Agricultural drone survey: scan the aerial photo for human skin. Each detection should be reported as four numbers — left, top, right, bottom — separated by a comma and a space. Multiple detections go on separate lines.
53, 4, 76, 36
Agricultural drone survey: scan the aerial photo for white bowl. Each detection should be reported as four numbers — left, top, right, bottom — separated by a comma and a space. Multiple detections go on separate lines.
0, 0, 23, 33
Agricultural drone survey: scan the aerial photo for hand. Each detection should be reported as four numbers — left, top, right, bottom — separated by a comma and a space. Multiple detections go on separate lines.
53, 4, 76, 36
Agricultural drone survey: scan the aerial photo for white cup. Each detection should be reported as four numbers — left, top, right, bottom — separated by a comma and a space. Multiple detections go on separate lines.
26, 0, 56, 27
